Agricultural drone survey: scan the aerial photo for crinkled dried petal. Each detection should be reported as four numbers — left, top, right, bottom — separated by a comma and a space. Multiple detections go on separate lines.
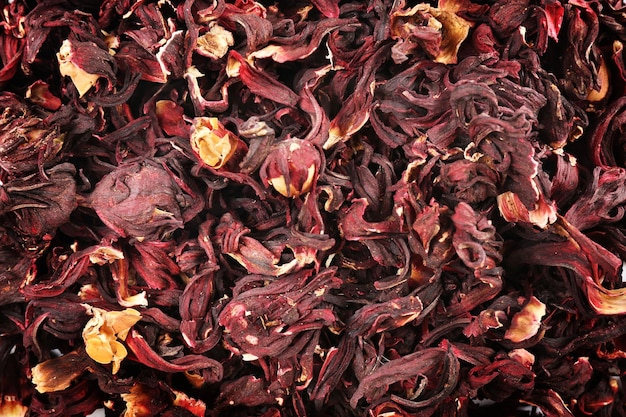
390, 3, 471, 64
509, 348, 536, 368
172, 389, 207, 417
504, 296, 546, 343
583, 276, 626, 315
88, 245, 124, 265
190, 117, 239, 169
25, 80, 61, 111
195, 22, 234, 60
497, 191, 557, 229
156, 100, 189, 137
121, 383, 168, 417
82, 306, 141, 374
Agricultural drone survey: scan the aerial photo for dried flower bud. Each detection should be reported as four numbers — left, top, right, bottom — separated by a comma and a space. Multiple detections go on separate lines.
82, 306, 142, 374
89, 159, 203, 240
57, 37, 116, 98
190, 117, 239, 169
1, 163, 76, 252
259, 139, 321, 198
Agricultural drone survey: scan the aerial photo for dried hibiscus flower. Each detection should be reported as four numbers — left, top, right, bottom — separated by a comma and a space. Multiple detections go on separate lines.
259, 138, 322, 198
88, 158, 203, 240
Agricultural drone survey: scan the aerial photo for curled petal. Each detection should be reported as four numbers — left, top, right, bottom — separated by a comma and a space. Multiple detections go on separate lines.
497, 191, 557, 229
504, 296, 547, 343
82, 306, 141, 374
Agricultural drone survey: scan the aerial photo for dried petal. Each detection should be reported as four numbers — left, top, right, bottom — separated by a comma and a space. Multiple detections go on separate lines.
390, 2, 472, 64
504, 296, 546, 343
156, 100, 189, 137
190, 117, 239, 169
497, 191, 557, 229
195, 22, 234, 60
509, 348, 536, 368
82, 306, 142, 374
25, 80, 61, 111
121, 383, 168, 417
30, 350, 91, 393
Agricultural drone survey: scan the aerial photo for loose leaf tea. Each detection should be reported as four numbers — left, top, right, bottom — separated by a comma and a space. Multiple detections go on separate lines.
1, 0, 626, 416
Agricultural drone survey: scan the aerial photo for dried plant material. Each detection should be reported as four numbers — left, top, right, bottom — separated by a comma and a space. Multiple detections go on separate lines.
587, 57, 610, 102
508, 348, 536, 369
0, 397, 27, 417
57, 39, 101, 97
82, 306, 142, 374
88, 246, 124, 265
260, 139, 321, 198
121, 383, 167, 417
30, 350, 90, 393
155, 100, 188, 137
195, 22, 234, 60
390, 2, 472, 64
504, 296, 547, 343
583, 276, 626, 315
172, 389, 207, 416
89, 158, 203, 240
497, 191, 557, 229
25, 80, 62, 111
190, 117, 239, 169
6, 0, 626, 416
0, 93, 65, 176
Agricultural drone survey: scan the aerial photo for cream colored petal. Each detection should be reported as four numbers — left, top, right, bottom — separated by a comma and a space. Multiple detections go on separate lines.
85, 335, 115, 365
110, 340, 128, 374
190, 117, 238, 169
504, 296, 546, 343
106, 308, 142, 340
196, 22, 234, 60
57, 39, 100, 97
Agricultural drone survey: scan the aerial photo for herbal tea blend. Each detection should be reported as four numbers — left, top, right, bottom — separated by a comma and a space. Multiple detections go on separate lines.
1, 0, 626, 416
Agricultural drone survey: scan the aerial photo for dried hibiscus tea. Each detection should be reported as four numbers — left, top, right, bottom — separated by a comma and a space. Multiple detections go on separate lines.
1, 0, 626, 416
